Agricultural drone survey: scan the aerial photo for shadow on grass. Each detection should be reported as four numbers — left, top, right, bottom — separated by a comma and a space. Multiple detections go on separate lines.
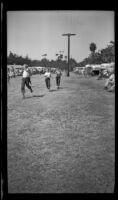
58, 86, 67, 89
49, 89, 57, 92
50, 87, 68, 91
26, 94, 45, 99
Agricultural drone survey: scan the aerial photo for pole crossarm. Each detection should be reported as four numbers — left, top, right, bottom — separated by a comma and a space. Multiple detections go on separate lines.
62, 33, 76, 36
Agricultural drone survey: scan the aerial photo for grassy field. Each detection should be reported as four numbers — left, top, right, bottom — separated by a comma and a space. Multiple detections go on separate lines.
7, 72, 115, 193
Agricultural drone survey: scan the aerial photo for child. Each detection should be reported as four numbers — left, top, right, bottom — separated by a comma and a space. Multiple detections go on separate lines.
55, 68, 62, 89
44, 68, 51, 90
21, 65, 33, 99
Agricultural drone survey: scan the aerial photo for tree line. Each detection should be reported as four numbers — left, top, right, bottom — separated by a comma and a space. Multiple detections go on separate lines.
7, 51, 77, 71
77, 41, 115, 67
7, 41, 115, 70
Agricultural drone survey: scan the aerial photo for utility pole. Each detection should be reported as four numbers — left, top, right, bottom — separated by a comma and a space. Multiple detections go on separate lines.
62, 33, 76, 76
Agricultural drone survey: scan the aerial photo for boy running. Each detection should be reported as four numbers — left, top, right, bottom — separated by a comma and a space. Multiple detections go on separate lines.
21, 65, 33, 99
55, 68, 62, 89
44, 68, 51, 91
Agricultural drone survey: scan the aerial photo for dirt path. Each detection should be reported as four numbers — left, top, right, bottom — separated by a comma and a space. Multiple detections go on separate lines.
7, 73, 115, 193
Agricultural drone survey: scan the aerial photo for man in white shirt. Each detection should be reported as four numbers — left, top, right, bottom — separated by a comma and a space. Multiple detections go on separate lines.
44, 68, 51, 90
21, 65, 33, 99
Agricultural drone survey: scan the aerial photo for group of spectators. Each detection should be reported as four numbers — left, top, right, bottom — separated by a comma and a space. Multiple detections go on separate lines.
103, 70, 115, 92
97, 67, 115, 92
7, 67, 23, 81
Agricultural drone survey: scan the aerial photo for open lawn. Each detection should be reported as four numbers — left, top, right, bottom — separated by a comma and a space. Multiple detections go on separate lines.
7, 72, 115, 193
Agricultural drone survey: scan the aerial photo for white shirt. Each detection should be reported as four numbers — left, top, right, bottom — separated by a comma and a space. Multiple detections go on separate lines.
44, 72, 51, 78
9, 71, 13, 77
23, 69, 30, 78
56, 71, 62, 77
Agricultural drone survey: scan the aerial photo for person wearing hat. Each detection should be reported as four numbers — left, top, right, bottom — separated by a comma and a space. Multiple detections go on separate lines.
21, 65, 33, 99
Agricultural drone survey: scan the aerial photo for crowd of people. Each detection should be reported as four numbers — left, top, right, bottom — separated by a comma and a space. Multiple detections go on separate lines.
97, 67, 115, 92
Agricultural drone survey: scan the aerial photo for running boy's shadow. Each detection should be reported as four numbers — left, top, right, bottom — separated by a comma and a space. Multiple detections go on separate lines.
49, 87, 67, 92
49, 89, 57, 92
26, 94, 45, 98
58, 87, 68, 89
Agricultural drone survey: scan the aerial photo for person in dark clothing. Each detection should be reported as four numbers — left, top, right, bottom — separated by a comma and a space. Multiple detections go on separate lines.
55, 69, 62, 89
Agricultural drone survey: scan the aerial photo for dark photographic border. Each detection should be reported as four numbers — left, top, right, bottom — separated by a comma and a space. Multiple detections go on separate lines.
1, 1, 117, 199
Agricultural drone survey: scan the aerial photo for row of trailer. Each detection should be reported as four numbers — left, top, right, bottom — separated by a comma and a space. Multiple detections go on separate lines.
73, 62, 115, 92
73, 62, 115, 78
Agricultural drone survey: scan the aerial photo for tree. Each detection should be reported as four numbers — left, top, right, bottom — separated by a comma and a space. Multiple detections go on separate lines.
110, 41, 114, 45
7, 51, 15, 64
77, 41, 115, 67
100, 42, 115, 63
89, 43, 97, 54
69, 58, 77, 71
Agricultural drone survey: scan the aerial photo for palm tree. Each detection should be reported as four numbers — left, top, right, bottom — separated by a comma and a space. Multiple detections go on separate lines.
110, 41, 114, 45
89, 43, 97, 54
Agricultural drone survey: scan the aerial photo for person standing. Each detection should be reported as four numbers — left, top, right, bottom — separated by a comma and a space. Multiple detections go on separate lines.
21, 65, 33, 99
55, 68, 62, 89
44, 68, 51, 91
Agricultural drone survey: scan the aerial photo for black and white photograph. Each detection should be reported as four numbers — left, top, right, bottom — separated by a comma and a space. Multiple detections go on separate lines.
5, 10, 115, 194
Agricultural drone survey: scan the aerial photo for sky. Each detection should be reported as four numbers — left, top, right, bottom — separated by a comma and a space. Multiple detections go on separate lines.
7, 11, 114, 63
